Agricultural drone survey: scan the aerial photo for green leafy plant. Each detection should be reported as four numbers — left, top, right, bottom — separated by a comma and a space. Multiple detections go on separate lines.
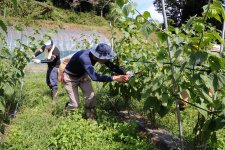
104, 0, 225, 148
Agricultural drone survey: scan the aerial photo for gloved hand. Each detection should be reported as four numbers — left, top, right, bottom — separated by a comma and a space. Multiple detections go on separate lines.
113, 75, 129, 82
126, 71, 134, 78
33, 59, 41, 63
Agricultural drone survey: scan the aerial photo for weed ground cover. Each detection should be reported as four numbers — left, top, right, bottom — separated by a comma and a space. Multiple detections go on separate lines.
0, 70, 154, 149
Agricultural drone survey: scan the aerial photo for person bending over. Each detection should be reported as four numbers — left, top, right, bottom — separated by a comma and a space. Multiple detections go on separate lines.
63, 43, 129, 119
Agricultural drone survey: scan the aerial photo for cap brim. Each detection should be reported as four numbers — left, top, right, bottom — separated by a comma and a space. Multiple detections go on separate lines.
90, 48, 115, 60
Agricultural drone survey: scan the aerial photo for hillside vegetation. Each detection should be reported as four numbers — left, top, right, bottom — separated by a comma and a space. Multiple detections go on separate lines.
1, 0, 111, 37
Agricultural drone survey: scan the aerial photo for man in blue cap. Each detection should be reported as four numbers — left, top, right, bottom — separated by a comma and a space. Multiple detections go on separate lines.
63, 43, 129, 119
33, 39, 61, 103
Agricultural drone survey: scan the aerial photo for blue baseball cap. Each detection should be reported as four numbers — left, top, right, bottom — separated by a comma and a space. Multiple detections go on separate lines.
90, 43, 115, 60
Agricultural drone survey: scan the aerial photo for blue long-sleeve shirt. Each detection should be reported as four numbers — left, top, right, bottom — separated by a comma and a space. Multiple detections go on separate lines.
65, 49, 126, 82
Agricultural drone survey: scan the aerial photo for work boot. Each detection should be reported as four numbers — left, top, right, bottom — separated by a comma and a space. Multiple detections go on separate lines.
85, 107, 96, 119
64, 102, 76, 111
51, 88, 58, 103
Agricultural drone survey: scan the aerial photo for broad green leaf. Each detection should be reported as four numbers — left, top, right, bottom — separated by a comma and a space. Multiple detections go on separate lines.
194, 23, 205, 32
158, 105, 169, 117
143, 96, 161, 111
157, 50, 167, 61
143, 98, 152, 111
213, 31, 223, 44
208, 55, 225, 71
122, 4, 130, 17
3, 83, 14, 96
0, 20, 7, 33
151, 80, 160, 92
141, 23, 154, 38
201, 89, 213, 104
173, 37, 184, 45
214, 117, 225, 130
116, 0, 128, 8
174, 28, 179, 34
128, 77, 136, 87
136, 15, 145, 23
214, 14, 221, 22
196, 102, 208, 118
141, 89, 151, 99
185, 15, 197, 29
123, 31, 130, 38
189, 51, 208, 65
202, 120, 212, 142
157, 31, 168, 42
143, 11, 151, 18
200, 74, 212, 89
212, 73, 225, 91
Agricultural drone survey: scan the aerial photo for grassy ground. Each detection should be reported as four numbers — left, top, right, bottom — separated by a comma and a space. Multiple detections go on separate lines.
0, 65, 224, 149
0, 68, 154, 149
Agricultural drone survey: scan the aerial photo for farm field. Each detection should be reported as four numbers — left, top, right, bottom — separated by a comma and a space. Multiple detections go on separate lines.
1, 0, 225, 149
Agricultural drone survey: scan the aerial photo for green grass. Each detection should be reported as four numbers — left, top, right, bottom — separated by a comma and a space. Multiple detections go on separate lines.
1, 70, 224, 149
0, 71, 154, 150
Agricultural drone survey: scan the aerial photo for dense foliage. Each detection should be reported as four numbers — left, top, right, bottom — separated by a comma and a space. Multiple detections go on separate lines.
0, 0, 109, 26
104, 0, 225, 148
153, 0, 223, 28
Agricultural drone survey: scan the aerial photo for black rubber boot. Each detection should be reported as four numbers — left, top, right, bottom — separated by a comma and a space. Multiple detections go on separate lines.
51, 88, 58, 103
84, 107, 96, 120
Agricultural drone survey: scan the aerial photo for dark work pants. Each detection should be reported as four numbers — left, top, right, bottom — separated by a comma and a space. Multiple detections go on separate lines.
46, 67, 58, 90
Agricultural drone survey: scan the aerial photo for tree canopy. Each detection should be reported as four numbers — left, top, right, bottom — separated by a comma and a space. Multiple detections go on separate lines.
153, 0, 223, 28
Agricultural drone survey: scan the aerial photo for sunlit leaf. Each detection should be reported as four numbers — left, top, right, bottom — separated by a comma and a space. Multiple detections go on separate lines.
213, 31, 223, 44
143, 11, 151, 18
201, 89, 213, 104
135, 15, 145, 23
3, 83, 14, 96
194, 23, 205, 32
185, 15, 197, 29
122, 4, 131, 17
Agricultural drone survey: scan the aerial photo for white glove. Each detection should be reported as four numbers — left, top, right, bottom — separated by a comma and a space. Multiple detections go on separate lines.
126, 71, 134, 78
33, 59, 41, 63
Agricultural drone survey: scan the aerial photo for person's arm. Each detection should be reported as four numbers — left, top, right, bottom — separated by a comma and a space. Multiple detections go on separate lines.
40, 55, 56, 63
84, 64, 128, 82
34, 49, 43, 57
83, 62, 113, 82
80, 57, 128, 82
105, 61, 126, 75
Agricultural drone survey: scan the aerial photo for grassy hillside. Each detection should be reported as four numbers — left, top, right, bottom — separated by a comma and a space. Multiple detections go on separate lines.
2, 0, 112, 38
